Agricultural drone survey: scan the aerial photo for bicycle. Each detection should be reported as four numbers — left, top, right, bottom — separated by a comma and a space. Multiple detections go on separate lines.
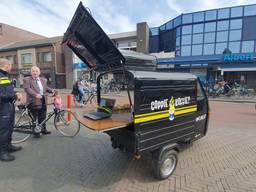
73, 87, 97, 106
12, 102, 80, 144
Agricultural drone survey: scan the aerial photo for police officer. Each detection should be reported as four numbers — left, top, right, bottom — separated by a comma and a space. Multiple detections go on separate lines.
0, 58, 22, 162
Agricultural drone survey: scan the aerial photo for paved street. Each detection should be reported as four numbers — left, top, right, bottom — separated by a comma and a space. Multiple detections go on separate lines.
0, 101, 256, 192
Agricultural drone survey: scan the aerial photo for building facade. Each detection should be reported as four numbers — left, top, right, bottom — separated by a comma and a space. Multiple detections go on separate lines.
0, 36, 66, 88
149, 4, 256, 88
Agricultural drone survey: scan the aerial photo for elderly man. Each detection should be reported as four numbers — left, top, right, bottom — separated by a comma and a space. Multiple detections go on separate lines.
0, 58, 22, 162
23, 66, 54, 137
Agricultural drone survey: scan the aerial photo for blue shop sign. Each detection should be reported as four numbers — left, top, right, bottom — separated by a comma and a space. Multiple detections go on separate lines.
73, 63, 87, 69
223, 53, 254, 62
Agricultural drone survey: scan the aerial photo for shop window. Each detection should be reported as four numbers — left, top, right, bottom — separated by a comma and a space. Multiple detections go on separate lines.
231, 7, 243, 18
218, 8, 230, 19
230, 19, 242, 29
182, 25, 192, 35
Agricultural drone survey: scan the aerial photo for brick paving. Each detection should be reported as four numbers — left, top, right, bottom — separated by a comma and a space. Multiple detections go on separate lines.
0, 97, 256, 192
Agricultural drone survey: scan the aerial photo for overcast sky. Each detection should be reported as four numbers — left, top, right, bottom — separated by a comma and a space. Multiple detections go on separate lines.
0, 0, 256, 37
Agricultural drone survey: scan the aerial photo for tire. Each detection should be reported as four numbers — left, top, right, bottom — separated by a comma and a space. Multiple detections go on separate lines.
12, 110, 32, 144
54, 110, 80, 137
152, 149, 178, 180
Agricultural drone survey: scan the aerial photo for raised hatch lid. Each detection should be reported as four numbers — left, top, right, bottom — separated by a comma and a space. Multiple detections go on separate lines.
62, 2, 125, 71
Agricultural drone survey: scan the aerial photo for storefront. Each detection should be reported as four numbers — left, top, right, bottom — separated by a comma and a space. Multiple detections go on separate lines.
157, 53, 256, 88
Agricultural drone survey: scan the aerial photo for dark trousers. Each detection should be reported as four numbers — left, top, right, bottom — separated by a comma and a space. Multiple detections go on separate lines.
0, 103, 15, 151
30, 98, 47, 131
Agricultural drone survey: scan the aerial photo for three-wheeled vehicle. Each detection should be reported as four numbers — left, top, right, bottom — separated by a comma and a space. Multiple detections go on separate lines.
63, 2, 209, 180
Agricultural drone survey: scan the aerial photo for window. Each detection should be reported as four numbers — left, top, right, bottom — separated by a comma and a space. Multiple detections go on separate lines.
217, 20, 229, 31
218, 8, 230, 19
216, 31, 228, 42
192, 44, 203, 55
193, 12, 204, 22
174, 16, 182, 27
176, 27, 181, 37
203, 43, 215, 55
6, 56, 16, 64
242, 40, 255, 53
193, 24, 203, 33
176, 37, 180, 46
204, 32, 215, 43
197, 81, 205, 100
205, 10, 217, 21
229, 30, 241, 41
230, 19, 242, 29
150, 28, 159, 36
21, 53, 32, 64
228, 41, 241, 53
38, 52, 52, 62
182, 35, 192, 45
182, 25, 192, 35
193, 34, 203, 44
205, 22, 216, 32
244, 5, 256, 16
231, 7, 243, 18
181, 45, 191, 56
160, 25, 166, 31
182, 13, 193, 24
166, 20, 173, 29
215, 42, 228, 54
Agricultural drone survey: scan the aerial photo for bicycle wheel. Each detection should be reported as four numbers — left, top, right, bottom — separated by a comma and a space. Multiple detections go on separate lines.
54, 110, 80, 137
12, 110, 32, 144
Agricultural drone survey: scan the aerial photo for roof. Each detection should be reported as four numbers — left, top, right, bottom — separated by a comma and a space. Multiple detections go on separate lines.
108, 31, 136, 40
0, 36, 63, 51
129, 70, 197, 81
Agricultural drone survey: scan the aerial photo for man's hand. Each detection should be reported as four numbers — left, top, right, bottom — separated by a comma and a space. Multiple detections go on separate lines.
36, 94, 42, 99
16, 93, 22, 101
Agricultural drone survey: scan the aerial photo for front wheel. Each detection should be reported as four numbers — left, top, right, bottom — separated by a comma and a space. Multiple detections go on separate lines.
54, 110, 80, 137
152, 149, 178, 180
12, 110, 32, 144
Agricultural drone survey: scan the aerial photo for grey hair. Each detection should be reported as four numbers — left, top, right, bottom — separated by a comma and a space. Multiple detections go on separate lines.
30, 66, 40, 73
0, 58, 12, 68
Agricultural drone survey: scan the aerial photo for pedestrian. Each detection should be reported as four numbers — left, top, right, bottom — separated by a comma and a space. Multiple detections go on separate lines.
23, 66, 54, 137
0, 58, 22, 162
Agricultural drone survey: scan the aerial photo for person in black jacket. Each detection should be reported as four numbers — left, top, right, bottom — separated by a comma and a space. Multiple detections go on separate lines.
0, 58, 22, 162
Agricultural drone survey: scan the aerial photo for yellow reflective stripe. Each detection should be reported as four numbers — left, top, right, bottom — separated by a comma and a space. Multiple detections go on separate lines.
134, 106, 197, 124
97, 105, 112, 113
134, 105, 197, 118
175, 107, 197, 115
0, 79, 11, 84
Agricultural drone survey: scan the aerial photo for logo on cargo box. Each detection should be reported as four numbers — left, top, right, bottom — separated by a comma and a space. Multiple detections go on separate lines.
169, 97, 175, 121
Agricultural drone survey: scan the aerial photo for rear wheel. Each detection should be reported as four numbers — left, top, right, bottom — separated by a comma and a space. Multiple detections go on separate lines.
152, 149, 178, 180
54, 110, 80, 137
12, 110, 32, 144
